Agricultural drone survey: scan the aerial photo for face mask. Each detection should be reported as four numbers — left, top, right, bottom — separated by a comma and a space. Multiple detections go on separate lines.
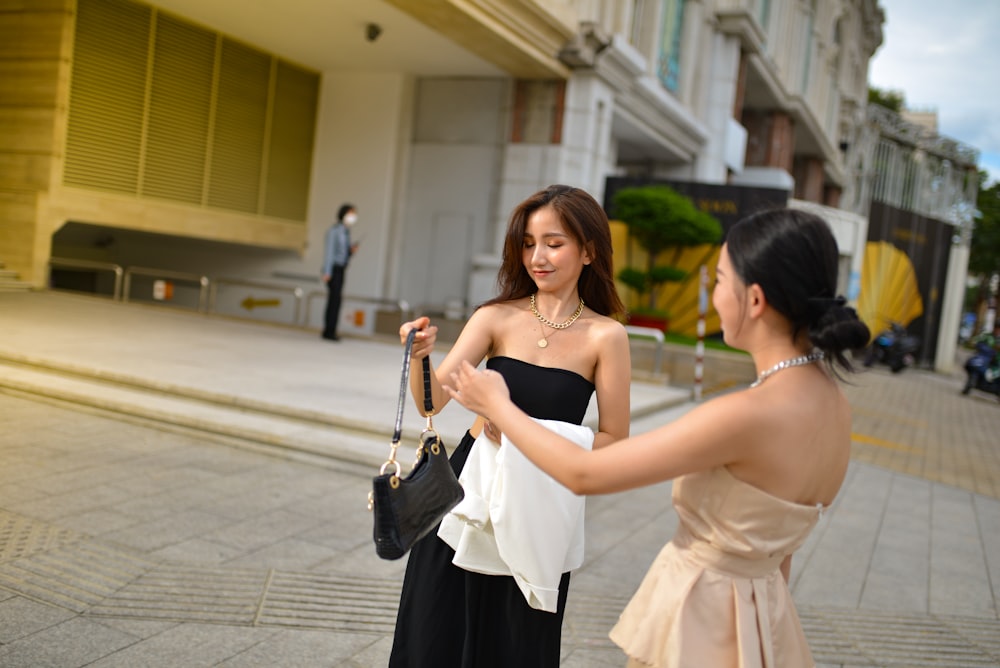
343, 213, 358, 225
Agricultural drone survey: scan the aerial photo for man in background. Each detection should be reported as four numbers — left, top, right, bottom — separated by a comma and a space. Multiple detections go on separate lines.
321, 203, 359, 341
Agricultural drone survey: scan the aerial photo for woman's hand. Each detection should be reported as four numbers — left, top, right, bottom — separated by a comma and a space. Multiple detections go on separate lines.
399, 317, 438, 359
482, 420, 501, 444
444, 360, 511, 418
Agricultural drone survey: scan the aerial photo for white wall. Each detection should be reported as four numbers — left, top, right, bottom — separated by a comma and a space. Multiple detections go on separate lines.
560, 74, 617, 197
304, 71, 414, 301
397, 78, 507, 314
788, 198, 869, 303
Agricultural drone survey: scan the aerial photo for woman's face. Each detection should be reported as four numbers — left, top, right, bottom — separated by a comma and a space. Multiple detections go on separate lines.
713, 244, 747, 346
522, 205, 590, 293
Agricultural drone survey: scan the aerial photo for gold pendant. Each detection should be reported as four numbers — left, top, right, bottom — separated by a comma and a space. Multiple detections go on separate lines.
537, 338, 548, 348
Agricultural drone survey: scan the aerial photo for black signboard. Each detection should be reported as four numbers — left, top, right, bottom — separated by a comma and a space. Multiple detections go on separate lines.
867, 201, 953, 367
604, 176, 789, 234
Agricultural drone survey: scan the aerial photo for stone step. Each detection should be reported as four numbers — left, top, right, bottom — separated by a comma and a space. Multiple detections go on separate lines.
0, 264, 33, 291
0, 349, 694, 490
0, 359, 390, 474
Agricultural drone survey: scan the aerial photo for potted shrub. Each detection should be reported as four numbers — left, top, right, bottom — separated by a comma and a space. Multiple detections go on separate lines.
612, 185, 722, 330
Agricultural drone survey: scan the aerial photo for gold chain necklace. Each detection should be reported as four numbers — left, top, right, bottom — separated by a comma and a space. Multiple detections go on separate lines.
529, 293, 585, 348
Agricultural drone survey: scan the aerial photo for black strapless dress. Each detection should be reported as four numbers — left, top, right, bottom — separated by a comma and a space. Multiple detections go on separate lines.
388, 356, 595, 668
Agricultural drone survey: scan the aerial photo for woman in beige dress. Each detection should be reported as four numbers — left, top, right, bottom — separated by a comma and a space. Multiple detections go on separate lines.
444, 207, 871, 667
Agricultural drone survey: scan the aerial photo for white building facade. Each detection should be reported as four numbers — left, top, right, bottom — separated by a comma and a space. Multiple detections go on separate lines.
1, 0, 885, 333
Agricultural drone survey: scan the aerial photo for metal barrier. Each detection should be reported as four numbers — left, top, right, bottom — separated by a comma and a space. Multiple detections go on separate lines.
122, 267, 210, 312
49, 258, 410, 333
624, 325, 665, 377
208, 278, 304, 325
48, 257, 124, 301
304, 289, 412, 329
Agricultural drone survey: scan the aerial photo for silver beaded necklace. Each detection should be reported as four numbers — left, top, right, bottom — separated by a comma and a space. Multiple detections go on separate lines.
750, 351, 824, 388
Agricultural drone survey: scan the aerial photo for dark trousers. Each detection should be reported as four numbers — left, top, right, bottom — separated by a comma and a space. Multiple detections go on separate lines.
323, 265, 346, 339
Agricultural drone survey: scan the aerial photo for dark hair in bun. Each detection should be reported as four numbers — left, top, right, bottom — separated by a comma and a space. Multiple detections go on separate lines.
725, 208, 871, 375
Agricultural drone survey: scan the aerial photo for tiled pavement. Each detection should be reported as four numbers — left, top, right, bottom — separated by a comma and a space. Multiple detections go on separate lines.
0, 290, 998, 667
845, 368, 1000, 499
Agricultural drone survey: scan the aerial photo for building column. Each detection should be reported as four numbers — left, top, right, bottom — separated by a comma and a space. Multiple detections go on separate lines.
793, 156, 825, 202
732, 110, 796, 191
0, 2, 74, 286
692, 30, 741, 184
824, 184, 842, 208
742, 111, 796, 172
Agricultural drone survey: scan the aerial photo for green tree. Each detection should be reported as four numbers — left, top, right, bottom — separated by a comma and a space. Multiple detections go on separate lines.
868, 86, 905, 112
612, 185, 722, 314
969, 173, 1000, 277
966, 171, 1000, 322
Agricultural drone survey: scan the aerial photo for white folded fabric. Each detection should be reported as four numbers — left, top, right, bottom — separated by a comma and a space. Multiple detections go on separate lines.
438, 419, 594, 612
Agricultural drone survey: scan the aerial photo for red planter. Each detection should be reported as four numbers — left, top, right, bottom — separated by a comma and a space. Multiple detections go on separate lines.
626, 313, 669, 332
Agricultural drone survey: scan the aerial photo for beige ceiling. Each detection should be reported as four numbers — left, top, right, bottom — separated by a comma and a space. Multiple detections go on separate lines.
146, 0, 505, 76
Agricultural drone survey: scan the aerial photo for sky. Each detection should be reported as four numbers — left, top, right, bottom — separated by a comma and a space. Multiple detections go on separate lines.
868, 0, 1000, 187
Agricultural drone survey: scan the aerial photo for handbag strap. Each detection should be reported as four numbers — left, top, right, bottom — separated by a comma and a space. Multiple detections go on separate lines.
391, 329, 417, 445
382, 329, 436, 476
392, 329, 436, 443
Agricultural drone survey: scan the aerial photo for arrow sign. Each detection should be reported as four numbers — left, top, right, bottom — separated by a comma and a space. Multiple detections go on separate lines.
241, 296, 281, 311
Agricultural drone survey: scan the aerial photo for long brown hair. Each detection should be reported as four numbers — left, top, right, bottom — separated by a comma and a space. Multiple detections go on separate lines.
480, 184, 624, 317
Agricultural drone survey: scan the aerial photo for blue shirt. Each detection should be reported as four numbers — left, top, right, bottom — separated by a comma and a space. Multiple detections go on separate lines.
323, 223, 351, 275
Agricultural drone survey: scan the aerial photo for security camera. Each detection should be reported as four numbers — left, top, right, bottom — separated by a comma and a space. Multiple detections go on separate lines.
366, 23, 382, 42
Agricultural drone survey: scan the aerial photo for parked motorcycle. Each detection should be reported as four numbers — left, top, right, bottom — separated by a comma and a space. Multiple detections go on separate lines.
863, 322, 920, 373
961, 341, 1000, 399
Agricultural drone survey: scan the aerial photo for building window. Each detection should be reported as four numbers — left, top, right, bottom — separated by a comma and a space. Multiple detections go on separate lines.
657, 0, 685, 92
759, 0, 772, 31
630, 0, 646, 49
801, 0, 817, 94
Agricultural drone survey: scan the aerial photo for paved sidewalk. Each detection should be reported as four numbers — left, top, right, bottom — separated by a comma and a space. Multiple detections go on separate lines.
1, 291, 999, 667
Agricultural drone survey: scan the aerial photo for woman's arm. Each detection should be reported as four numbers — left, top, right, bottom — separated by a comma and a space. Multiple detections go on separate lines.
780, 554, 792, 582
591, 322, 631, 448
401, 309, 495, 415
321, 227, 335, 279
446, 361, 756, 495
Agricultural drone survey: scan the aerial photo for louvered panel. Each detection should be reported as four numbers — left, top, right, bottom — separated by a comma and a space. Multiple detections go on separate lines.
64, 0, 149, 193
207, 39, 269, 213
64, 0, 318, 223
141, 14, 215, 204
263, 61, 318, 222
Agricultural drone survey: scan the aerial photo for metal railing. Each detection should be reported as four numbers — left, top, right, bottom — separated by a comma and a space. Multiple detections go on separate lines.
122, 267, 210, 312
47, 258, 412, 333
304, 289, 412, 328
624, 325, 665, 377
48, 257, 124, 301
208, 278, 305, 324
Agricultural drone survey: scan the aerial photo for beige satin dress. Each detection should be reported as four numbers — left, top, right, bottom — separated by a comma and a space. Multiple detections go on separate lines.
609, 467, 823, 668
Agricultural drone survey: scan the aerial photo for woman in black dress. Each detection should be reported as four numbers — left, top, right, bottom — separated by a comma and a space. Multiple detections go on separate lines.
389, 184, 632, 668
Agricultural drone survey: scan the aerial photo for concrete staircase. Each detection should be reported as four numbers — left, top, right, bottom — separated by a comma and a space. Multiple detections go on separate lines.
0, 351, 393, 475
0, 261, 34, 292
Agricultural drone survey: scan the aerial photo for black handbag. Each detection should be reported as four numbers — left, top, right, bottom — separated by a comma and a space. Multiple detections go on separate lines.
368, 328, 464, 560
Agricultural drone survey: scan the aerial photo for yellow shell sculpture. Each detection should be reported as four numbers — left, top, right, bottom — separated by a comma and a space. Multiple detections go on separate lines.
856, 241, 924, 339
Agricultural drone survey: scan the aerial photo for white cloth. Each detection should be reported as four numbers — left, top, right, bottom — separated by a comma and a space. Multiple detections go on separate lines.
437, 419, 594, 612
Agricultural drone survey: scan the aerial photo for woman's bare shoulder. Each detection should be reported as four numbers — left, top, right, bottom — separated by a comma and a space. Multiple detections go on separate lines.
588, 310, 625, 326
587, 313, 629, 343
477, 299, 526, 316
467, 300, 523, 324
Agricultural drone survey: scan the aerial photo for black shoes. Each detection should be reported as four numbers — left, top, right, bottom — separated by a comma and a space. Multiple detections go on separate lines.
321, 333, 340, 342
